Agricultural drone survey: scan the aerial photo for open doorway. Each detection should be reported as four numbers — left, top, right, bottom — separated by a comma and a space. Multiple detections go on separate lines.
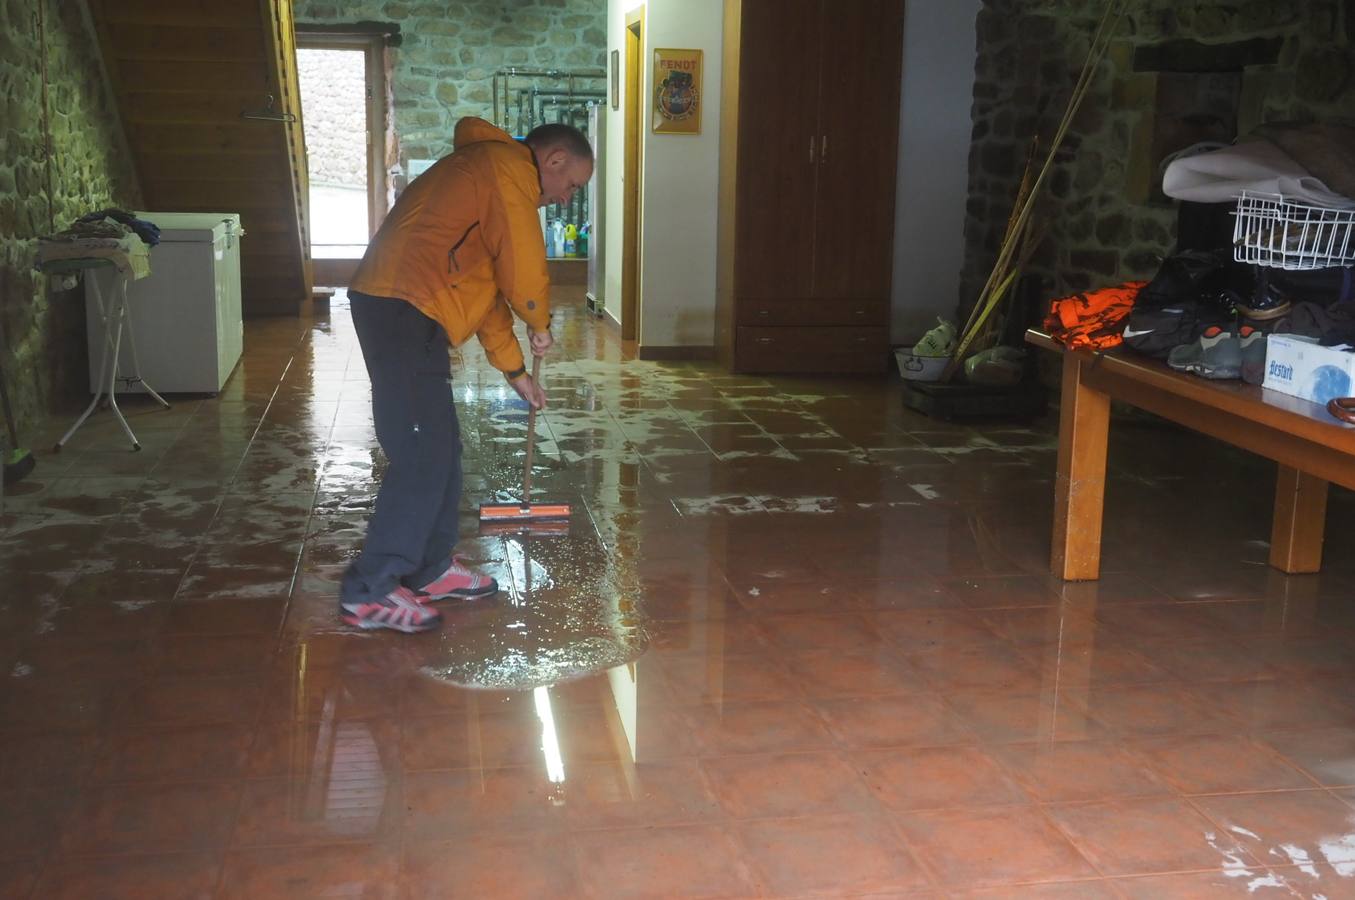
295, 32, 390, 285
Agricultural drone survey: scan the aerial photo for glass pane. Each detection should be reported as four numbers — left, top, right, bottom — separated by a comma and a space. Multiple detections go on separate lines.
298, 47, 369, 255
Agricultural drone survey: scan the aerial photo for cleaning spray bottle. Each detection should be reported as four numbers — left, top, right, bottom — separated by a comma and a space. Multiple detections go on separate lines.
563, 223, 578, 257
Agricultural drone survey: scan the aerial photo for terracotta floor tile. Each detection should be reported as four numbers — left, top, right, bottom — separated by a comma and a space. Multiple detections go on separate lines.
1044, 797, 1254, 877
855, 745, 1028, 810
402, 833, 583, 899
32, 851, 223, 900
990, 739, 1171, 803
681, 700, 837, 756
569, 824, 759, 899
231, 775, 402, 846
893, 806, 1097, 889
14, 291, 1355, 893
812, 693, 975, 749
562, 759, 723, 828
907, 643, 1044, 693
1266, 862, 1355, 898
401, 767, 567, 839
59, 781, 241, 855
0, 732, 97, 787
91, 723, 253, 783
945, 688, 1107, 744
0, 857, 40, 900
1261, 726, 1355, 787
1080, 684, 1242, 738
110, 675, 264, 728
0, 785, 77, 862
784, 648, 931, 698
658, 652, 803, 704
217, 842, 399, 900
1133, 734, 1318, 795
1112, 866, 1306, 898
959, 881, 1122, 898
1191, 790, 1355, 873
753, 611, 888, 652
735, 813, 934, 896
701, 750, 880, 819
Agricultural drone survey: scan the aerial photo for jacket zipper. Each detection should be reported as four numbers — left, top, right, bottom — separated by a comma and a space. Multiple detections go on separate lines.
448, 221, 480, 273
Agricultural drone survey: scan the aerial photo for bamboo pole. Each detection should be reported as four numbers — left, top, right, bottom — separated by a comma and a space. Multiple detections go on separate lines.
942, 0, 1126, 381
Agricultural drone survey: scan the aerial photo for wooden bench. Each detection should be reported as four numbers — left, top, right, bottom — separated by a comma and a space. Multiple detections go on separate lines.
1027, 328, 1355, 581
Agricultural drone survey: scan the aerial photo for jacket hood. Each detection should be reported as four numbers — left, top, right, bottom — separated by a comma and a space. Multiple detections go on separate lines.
453, 117, 518, 151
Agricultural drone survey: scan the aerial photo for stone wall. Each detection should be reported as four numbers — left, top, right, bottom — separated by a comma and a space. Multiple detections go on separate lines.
960, 0, 1355, 313
293, 0, 607, 172
298, 47, 369, 186
0, 0, 140, 438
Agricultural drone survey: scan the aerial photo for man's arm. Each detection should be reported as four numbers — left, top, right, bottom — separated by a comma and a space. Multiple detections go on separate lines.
483, 158, 552, 335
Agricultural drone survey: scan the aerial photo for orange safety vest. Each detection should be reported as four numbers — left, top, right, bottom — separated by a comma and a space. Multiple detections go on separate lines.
1044, 281, 1146, 351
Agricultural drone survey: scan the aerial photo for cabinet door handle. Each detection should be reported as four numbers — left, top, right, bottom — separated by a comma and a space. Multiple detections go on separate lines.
809, 135, 816, 164
757, 309, 769, 317
757, 337, 774, 345
821, 134, 828, 162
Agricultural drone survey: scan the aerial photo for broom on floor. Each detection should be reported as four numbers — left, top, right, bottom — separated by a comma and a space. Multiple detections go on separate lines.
478, 354, 571, 530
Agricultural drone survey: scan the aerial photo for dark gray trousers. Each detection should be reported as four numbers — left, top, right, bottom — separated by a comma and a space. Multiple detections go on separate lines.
340, 291, 462, 606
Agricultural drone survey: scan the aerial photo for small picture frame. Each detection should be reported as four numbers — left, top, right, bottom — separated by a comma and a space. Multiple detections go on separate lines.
610, 49, 620, 111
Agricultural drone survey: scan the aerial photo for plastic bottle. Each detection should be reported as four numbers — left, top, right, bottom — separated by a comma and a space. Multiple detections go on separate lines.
545, 220, 557, 258
564, 223, 578, 257
550, 219, 565, 258
578, 223, 589, 259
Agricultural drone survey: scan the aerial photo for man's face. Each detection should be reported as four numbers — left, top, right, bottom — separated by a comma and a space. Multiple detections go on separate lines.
538, 147, 593, 208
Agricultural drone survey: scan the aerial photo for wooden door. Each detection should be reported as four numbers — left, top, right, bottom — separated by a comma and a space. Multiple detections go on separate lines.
733, 0, 821, 303
812, 0, 904, 303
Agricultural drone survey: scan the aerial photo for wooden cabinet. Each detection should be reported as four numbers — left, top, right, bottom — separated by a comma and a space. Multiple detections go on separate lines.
730, 0, 904, 374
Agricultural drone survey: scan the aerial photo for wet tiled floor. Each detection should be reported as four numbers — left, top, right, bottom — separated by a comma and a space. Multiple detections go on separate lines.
3, 287, 1355, 898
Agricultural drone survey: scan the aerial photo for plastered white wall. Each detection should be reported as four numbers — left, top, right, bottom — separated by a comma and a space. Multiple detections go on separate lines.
891, 1, 981, 344
605, 0, 723, 348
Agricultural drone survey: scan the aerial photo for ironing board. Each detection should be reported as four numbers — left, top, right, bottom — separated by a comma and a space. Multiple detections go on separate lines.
37, 258, 170, 451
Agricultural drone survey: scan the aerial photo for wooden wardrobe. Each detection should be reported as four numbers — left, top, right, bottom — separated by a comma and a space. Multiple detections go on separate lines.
719, 0, 904, 374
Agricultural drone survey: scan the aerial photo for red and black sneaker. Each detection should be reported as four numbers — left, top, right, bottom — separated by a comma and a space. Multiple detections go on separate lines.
341, 586, 442, 633
413, 557, 499, 602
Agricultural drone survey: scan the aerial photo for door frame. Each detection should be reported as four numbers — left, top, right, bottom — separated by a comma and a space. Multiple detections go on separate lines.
622, 8, 645, 343
295, 27, 391, 283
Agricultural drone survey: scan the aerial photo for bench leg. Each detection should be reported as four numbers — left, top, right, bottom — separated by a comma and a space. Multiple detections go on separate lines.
1052, 353, 1110, 581
1270, 465, 1327, 574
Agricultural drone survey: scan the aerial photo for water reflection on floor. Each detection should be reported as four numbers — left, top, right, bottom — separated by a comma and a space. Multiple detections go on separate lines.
3, 288, 1355, 897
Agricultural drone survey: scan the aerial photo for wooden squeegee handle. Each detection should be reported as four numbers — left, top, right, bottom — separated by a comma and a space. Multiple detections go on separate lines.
521, 353, 541, 507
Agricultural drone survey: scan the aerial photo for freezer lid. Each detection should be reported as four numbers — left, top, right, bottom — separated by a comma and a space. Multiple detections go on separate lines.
136, 211, 242, 243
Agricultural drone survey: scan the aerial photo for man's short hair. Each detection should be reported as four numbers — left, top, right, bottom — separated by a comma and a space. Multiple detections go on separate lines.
525, 123, 593, 161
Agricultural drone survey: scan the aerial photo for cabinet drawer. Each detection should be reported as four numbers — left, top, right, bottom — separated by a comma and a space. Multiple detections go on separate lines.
736, 326, 888, 374
737, 297, 888, 327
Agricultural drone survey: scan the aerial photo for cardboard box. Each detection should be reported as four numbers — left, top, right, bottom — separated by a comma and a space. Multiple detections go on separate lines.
1263, 335, 1355, 404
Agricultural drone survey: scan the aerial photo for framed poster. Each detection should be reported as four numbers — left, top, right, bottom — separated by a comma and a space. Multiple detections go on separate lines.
652, 48, 701, 134
611, 49, 620, 111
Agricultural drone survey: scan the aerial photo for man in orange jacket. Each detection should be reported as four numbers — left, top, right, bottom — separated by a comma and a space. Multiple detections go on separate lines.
340, 118, 593, 633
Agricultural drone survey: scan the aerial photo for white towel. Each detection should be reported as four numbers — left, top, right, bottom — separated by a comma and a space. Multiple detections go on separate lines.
1162, 138, 1355, 209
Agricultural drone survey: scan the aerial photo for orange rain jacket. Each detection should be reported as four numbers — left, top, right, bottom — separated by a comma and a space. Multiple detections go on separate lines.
350, 117, 550, 376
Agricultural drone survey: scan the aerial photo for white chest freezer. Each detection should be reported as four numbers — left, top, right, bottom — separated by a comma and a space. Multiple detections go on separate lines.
86, 212, 244, 395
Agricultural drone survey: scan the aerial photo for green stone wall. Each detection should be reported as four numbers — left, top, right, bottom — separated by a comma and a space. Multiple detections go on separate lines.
0, 0, 140, 438
962, 0, 1355, 307
294, 0, 607, 168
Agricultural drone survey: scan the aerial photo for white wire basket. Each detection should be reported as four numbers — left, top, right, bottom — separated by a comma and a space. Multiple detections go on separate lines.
1233, 190, 1355, 270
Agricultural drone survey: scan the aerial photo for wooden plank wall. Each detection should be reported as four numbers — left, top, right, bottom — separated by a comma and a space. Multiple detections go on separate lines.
85, 0, 311, 316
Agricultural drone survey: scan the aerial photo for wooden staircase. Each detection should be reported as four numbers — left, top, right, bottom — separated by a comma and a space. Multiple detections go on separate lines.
85, 0, 312, 316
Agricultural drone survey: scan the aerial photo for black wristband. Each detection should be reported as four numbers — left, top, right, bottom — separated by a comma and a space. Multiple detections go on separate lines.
505, 365, 526, 380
